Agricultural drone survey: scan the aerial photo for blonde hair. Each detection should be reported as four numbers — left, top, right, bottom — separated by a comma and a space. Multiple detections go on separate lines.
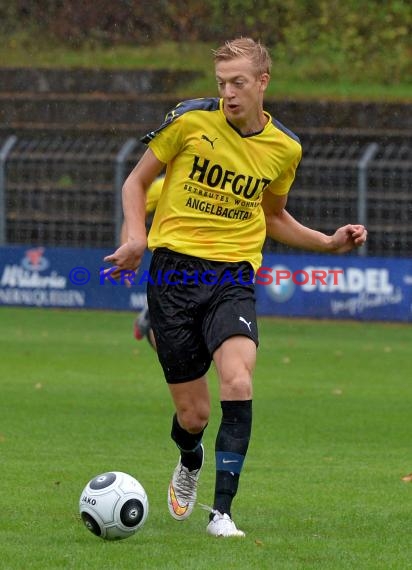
212, 37, 272, 76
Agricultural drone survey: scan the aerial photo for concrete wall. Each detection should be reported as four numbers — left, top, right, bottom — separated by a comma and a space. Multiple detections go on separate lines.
1, 68, 411, 142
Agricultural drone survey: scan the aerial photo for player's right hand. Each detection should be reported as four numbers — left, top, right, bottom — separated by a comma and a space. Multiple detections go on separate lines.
102, 240, 146, 281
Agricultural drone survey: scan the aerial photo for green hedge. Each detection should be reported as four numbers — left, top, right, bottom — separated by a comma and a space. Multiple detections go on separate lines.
1, 1, 411, 84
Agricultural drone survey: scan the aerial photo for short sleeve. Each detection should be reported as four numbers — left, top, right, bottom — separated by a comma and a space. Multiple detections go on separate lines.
267, 146, 302, 196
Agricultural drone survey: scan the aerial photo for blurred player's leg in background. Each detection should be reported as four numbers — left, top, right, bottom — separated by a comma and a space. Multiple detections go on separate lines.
134, 304, 156, 350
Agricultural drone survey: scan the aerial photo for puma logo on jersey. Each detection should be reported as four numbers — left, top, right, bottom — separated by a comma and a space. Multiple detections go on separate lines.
201, 134, 218, 148
239, 316, 252, 332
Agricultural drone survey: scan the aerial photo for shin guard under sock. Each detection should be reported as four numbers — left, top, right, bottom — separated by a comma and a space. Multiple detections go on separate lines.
213, 400, 252, 517
171, 413, 205, 471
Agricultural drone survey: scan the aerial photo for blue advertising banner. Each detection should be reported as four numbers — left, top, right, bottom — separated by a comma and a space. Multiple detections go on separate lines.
1, 246, 411, 322
255, 253, 412, 322
0, 245, 151, 312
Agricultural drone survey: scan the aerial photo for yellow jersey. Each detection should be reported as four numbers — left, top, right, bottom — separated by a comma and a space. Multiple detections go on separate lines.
142, 98, 301, 271
145, 176, 164, 214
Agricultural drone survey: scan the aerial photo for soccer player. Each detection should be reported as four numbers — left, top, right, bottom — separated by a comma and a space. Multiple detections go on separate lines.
105, 37, 367, 537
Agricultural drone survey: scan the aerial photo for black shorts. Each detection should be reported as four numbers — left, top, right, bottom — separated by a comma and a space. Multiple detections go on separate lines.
147, 248, 259, 384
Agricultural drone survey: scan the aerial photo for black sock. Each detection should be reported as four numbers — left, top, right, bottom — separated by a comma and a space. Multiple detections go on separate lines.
171, 414, 205, 471
212, 400, 252, 518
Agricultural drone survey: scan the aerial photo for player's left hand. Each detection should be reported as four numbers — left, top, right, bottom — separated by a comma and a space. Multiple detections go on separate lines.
329, 224, 368, 253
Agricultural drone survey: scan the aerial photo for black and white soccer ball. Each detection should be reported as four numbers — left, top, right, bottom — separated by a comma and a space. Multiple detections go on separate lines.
79, 471, 149, 540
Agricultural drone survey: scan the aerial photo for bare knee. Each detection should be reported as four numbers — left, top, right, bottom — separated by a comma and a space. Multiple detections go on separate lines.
213, 336, 256, 401
177, 404, 210, 434
169, 377, 210, 434
221, 369, 253, 400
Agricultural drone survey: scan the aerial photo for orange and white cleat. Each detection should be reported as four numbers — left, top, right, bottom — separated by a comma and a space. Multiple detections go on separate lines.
167, 445, 204, 520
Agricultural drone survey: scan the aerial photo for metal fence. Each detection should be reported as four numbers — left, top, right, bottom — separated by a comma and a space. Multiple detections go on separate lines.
0, 135, 411, 257
0, 135, 142, 249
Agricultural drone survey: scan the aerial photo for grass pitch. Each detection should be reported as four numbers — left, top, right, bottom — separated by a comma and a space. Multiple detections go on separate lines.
0, 307, 411, 569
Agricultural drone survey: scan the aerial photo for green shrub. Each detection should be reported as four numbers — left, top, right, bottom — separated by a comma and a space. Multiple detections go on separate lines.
1, 0, 411, 85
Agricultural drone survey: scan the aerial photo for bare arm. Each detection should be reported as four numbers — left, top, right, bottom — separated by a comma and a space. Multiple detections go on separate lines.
104, 149, 165, 276
120, 220, 128, 245
263, 191, 367, 254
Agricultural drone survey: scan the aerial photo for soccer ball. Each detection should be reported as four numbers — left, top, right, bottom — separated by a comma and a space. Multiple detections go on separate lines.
79, 471, 149, 540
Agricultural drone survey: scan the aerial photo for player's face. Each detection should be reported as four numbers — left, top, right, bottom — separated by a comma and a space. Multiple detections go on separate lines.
215, 56, 269, 131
